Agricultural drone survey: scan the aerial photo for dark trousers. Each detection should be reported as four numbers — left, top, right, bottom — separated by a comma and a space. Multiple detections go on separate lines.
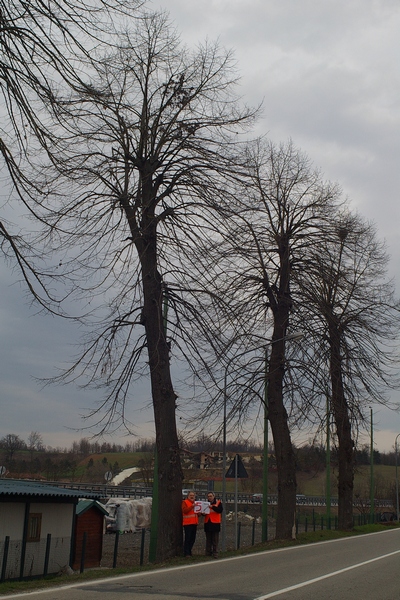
205, 530, 220, 557
183, 524, 197, 556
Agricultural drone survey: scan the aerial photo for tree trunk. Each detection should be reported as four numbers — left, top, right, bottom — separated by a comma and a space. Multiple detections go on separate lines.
129, 161, 183, 561
139, 234, 184, 560
264, 229, 297, 540
329, 330, 354, 530
268, 315, 297, 540
268, 335, 297, 539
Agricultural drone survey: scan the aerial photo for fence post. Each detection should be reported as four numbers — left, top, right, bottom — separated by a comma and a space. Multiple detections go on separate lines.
113, 531, 120, 569
237, 522, 241, 549
1, 536, 10, 583
80, 532, 87, 574
19, 502, 30, 580
251, 519, 256, 545
140, 529, 146, 566
43, 534, 51, 577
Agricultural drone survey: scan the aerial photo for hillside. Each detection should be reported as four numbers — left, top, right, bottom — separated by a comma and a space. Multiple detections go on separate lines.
0, 448, 397, 502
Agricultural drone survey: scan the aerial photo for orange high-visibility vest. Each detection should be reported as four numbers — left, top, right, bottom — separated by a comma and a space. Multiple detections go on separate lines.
204, 500, 222, 524
182, 498, 198, 525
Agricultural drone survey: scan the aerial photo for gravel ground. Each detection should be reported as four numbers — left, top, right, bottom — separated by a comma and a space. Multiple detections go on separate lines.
100, 511, 273, 568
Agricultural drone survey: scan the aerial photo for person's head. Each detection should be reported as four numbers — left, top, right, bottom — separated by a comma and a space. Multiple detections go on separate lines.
207, 492, 215, 502
187, 491, 195, 501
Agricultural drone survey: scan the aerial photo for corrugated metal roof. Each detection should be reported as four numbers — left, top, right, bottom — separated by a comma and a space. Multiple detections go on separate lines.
0, 479, 101, 500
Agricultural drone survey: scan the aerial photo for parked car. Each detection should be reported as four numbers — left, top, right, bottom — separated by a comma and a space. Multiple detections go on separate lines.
251, 493, 263, 502
380, 511, 396, 522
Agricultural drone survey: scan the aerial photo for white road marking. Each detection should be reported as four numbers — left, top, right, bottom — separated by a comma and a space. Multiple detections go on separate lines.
253, 549, 400, 599
2, 529, 399, 599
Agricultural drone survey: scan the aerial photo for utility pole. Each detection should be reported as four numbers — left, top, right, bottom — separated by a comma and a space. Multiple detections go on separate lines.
370, 407, 374, 523
262, 348, 269, 543
326, 393, 331, 524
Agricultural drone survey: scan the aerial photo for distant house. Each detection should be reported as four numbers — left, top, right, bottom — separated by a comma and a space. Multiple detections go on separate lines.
0, 479, 102, 581
180, 449, 215, 469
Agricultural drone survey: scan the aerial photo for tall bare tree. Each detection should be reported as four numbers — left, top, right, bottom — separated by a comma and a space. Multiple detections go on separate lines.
207, 139, 340, 539
10, 12, 255, 559
294, 212, 400, 529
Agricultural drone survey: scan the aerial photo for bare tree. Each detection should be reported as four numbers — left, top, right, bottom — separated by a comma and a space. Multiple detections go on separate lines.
1, 0, 143, 140
27, 431, 44, 453
0, 434, 26, 462
215, 141, 400, 534
294, 212, 400, 529
10, 12, 255, 560
206, 139, 340, 539
0, 0, 143, 304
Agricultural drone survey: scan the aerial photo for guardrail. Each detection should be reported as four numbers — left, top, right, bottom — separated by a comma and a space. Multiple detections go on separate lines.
36, 481, 393, 507
225, 494, 392, 507
35, 480, 153, 498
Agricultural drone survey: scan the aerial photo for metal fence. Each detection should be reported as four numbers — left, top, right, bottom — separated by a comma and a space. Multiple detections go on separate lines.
34, 482, 393, 508
0, 510, 392, 582
1, 534, 70, 582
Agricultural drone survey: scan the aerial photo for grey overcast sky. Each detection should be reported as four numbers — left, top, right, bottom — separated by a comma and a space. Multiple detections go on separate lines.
1, 0, 400, 451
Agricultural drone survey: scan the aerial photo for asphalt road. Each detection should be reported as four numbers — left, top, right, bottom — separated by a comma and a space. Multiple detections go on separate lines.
3, 529, 400, 600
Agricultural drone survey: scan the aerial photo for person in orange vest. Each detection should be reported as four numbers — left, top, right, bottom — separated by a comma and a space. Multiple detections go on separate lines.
204, 491, 223, 558
182, 490, 198, 557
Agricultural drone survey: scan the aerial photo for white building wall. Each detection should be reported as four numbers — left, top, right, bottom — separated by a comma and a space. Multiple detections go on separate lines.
0, 501, 75, 579
0, 503, 25, 539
